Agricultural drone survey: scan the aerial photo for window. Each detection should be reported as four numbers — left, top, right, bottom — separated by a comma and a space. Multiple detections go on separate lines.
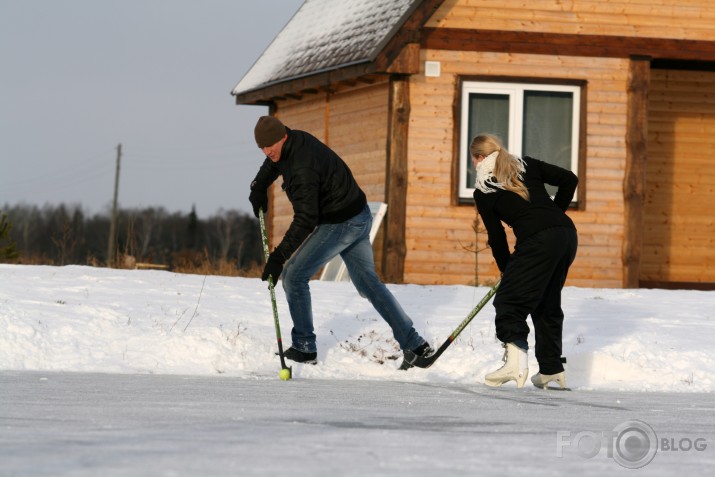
458, 80, 581, 200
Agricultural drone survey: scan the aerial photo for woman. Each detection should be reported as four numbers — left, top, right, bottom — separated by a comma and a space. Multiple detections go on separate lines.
471, 133, 578, 389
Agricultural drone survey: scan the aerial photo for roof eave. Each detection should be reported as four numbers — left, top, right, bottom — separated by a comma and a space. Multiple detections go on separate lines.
233, 61, 385, 105
233, 41, 423, 105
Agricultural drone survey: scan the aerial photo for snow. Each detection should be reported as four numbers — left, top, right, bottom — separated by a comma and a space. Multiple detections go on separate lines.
2, 264, 713, 392
1, 264, 714, 475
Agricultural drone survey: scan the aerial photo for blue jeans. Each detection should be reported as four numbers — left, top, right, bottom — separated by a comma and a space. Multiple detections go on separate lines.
281, 204, 425, 353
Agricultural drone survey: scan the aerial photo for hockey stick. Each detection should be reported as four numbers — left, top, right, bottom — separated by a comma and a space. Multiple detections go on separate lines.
403, 279, 500, 369
259, 208, 291, 379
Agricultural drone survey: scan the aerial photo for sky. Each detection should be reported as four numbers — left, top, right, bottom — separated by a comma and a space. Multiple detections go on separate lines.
0, 0, 304, 218
1, 264, 714, 475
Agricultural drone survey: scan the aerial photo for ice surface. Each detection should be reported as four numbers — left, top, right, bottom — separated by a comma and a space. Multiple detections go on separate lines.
1, 372, 713, 476
1, 264, 714, 475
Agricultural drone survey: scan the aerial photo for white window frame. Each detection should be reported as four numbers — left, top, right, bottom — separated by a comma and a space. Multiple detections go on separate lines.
458, 81, 581, 200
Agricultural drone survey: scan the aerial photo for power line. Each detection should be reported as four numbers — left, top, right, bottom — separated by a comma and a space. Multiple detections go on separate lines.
0, 150, 113, 188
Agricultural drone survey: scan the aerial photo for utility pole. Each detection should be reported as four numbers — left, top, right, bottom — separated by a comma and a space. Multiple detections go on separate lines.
107, 143, 121, 267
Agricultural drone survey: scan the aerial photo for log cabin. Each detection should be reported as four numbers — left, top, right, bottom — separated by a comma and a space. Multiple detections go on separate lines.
232, 0, 715, 289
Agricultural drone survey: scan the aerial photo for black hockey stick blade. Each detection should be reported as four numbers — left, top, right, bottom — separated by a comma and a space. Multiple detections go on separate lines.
401, 343, 444, 369
403, 280, 500, 369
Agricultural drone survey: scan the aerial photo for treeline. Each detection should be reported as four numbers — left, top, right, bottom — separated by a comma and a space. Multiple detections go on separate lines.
1, 203, 263, 275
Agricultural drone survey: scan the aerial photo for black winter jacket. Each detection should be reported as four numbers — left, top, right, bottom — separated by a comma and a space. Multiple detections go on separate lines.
473, 156, 578, 272
251, 128, 367, 262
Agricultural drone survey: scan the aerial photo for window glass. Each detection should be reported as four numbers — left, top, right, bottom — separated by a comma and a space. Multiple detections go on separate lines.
466, 93, 509, 189
459, 81, 580, 202
522, 90, 574, 196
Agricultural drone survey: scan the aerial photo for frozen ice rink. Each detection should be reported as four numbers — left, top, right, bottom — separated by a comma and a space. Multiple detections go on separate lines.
2, 371, 713, 476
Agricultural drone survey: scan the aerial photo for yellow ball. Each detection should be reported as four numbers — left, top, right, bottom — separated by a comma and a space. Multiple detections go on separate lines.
279, 368, 291, 381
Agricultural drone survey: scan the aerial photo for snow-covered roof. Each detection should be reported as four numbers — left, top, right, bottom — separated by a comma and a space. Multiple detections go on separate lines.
232, 0, 421, 96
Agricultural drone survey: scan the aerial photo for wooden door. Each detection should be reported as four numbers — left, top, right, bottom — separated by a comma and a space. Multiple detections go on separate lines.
643, 68, 715, 287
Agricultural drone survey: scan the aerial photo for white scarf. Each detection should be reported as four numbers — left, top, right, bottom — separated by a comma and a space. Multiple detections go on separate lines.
475, 151, 526, 193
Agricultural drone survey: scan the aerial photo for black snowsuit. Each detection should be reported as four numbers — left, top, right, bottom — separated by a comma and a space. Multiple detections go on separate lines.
474, 156, 578, 375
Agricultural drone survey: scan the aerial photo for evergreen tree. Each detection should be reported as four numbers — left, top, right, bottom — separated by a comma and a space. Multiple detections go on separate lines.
187, 204, 199, 249
0, 213, 19, 261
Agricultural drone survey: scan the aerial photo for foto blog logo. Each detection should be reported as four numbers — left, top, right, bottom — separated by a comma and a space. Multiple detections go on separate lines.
556, 419, 708, 469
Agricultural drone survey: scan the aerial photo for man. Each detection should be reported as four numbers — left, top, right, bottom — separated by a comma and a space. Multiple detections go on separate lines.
249, 115, 431, 367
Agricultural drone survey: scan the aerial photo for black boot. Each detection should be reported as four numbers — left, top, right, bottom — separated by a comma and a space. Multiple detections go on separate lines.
398, 342, 433, 370
282, 347, 317, 364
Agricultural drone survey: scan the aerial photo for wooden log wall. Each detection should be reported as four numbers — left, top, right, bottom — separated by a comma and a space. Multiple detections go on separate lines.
406, 50, 630, 288
269, 81, 391, 272
643, 68, 715, 284
426, 0, 715, 41
270, 97, 325, 245
425, 0, 715, 286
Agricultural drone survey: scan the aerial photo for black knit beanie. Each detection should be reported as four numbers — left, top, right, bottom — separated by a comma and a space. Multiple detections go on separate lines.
254, 116, 286, 148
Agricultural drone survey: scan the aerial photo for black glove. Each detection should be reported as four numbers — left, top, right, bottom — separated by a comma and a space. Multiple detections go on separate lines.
262, 252, 284, 283
249, 182, 268, 218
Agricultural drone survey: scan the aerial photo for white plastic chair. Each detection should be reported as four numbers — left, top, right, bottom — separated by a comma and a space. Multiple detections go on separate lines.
319, 202, 387, 282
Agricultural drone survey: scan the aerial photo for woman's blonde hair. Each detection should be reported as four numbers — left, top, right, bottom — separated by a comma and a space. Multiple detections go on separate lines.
470, 133, 530, 201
